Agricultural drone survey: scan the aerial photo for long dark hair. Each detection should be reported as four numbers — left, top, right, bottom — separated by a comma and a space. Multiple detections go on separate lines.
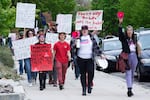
25, 29, 35, 37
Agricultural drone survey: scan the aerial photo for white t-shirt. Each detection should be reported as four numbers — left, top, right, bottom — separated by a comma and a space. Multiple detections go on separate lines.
78, 35, 93, 59
128, 39, 136, 52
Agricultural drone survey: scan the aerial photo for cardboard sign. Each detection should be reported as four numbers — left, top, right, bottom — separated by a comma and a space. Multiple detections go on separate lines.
45, 33, 71, 46
8, 33, 16, 41
56, 14, 72, 33
12, 37, 38, 60
31, 44, 53, 72
15, 3, 36, 28
75, 10, 103, 30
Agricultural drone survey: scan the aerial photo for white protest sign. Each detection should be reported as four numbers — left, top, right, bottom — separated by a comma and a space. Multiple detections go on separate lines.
15, 3, 36, 28
45, 33, 71, 47
56, 14, 72, 33
75, 10, 103, 30
12, 37, 38, 60
8, 33, 16, 41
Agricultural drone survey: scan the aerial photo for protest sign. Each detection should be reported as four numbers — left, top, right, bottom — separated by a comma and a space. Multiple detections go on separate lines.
12, 37, 38, 60
8, 33, 16, 41
45, 33, 71, 46
117, 11, 124, 19
31, 44, 53, 72
75, 10, 103, 30
15, 3, 36, 28
56, 14, 72, 33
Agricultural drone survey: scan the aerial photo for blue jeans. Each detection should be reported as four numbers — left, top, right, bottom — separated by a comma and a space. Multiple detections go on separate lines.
18, 60, 23, 75
32, 72, 37, 81
24, 58, 32, 83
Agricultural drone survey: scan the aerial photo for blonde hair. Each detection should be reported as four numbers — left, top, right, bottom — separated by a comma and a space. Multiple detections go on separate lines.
126, 25, 133, 31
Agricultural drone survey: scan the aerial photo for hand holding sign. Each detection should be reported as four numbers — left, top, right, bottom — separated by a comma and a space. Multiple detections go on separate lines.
117, 12, 124, 19
117, 11, 124, 24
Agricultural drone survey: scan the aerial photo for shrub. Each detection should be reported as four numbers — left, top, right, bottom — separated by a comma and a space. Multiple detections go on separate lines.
0, 46, 14, 68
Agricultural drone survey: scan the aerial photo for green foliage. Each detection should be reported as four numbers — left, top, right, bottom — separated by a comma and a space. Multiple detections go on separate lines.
0, 46, 14, 68
36, 0, 76, 20
10, 0, 76, 28
1, 0, 150, 37
0, 0, 16, 37
91, 0, 119, 36
119, 0, 150, 29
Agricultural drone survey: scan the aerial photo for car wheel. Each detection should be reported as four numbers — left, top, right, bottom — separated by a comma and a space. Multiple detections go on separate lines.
137, 66, 144, 82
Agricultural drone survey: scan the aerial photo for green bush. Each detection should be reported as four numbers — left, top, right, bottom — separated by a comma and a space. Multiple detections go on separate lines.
0, 46, 14, 68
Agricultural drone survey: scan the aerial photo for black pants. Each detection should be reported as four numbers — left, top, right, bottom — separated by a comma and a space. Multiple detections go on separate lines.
39, 72, 47, 88
77, 57, 94, 89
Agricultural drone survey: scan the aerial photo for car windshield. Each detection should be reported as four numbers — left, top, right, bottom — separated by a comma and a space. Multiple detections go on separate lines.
138, 34, 150, 50
103, 40, 122, 51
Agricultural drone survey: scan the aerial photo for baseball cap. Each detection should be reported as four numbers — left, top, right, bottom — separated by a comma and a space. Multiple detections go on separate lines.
81, 25, 88, 30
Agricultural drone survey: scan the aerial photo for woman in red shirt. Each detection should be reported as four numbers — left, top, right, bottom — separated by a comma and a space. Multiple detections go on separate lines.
53, 32, 71, 90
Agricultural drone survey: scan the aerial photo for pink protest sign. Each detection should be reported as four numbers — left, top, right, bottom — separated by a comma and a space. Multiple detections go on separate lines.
117, 12, 124, 19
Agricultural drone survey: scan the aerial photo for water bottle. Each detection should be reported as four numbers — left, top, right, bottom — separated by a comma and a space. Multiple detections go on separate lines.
76, 39, 80, 48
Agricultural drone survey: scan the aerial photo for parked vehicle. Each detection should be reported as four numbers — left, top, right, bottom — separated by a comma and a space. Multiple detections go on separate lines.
135, 30, 150, 81
96, 37, 122, 72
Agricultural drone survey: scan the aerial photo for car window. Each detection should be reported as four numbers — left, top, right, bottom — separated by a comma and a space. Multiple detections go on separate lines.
103, 40, 122, 51
138, 34, 150, 50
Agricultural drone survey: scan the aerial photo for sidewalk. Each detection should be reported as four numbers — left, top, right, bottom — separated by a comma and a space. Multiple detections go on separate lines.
19, 67, 150, 100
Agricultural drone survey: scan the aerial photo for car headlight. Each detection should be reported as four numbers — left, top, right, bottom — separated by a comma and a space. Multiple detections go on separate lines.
105, 55, 116, 60
141, 59, 150, 64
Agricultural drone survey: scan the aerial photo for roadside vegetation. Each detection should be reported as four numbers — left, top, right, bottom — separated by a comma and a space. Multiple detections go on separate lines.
0, 46, 20, 80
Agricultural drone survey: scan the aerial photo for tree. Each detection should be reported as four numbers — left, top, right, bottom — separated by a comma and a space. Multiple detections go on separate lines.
11, 0, 76, 28
119, 0, 150, 29
91, 0, 120, 36
118, 0, 138, 28
131, 0, 150, 28
0, 0, 16, 37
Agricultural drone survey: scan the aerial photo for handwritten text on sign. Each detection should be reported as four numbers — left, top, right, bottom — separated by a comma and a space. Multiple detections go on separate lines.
31, 44, 53, 72
56, 14, 72, 33
45, 33, 71, 46
15, 3, 36, 28
75, 10, 103, 30
12, 37, 38, 60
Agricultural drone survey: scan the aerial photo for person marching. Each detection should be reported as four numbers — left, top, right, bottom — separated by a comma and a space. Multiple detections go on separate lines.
118, 16, 140, 97
18, 31, 25, 75
70, 31, 80, 80
45, 21, 58, 86
34, 32, 53, 91
24, 29, 36, 86
53, 32, 71, 90
76, 25, 103, 96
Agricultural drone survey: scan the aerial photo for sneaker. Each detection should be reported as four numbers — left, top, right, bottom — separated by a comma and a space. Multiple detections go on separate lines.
75, 77, 79, 80
29, 83, 33, 87
53, 84, 57, 87
53, 81, 57, 87
32, 79, 36, 85
49, 80, 54, 84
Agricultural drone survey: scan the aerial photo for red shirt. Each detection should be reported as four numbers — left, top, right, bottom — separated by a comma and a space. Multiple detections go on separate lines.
54, 41, 70, 63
